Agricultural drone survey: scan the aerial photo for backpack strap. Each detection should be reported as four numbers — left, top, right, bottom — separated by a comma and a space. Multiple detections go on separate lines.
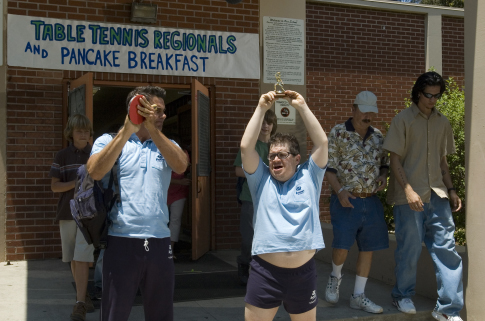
107, 133, 122, 211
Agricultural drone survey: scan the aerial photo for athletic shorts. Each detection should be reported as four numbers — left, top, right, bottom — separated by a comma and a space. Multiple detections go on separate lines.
330, 194, 389, 252
59, 220, 94, 263
245, 255, 318, 314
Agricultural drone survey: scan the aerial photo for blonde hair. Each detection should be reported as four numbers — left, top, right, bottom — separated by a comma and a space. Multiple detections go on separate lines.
64, 114, 93, 143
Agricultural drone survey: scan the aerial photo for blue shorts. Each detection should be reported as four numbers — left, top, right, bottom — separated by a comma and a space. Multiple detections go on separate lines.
245, 255, 318, 314
330, 194, 389, 251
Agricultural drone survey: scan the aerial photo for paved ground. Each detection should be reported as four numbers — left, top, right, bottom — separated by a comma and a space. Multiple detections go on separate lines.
0, 250, 437, 321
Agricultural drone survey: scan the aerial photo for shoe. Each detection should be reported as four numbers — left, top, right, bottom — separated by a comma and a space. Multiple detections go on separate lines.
238, 263, 249, 286
350, 293, 383, 314
432, 309, 463, 321
325, 275, 342, 304
70, 302, 87, 321
393, 298, 416, 314
94, 286, 102, 300
84, 295, 95, 313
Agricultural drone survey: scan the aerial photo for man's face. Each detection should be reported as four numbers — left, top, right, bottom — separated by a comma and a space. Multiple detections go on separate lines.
268, 143, 301, 182
72, 128, 91, 146
352, 106, 374, 130
150, 96, 166, 131
418, 85, 441, 112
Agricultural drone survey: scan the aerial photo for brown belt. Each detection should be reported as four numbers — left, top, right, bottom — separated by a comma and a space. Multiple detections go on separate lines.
332, 191, 376, 198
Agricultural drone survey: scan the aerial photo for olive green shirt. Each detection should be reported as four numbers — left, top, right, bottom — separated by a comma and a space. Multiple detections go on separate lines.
233, 140, 269, 202
383, 103, 455, 206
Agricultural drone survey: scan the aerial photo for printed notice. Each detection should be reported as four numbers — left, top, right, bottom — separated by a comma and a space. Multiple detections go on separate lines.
275, 100, 296, 125
263, 16, 304, 85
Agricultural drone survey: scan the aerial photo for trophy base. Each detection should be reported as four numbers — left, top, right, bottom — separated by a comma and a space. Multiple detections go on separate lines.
274, 92, 286, 98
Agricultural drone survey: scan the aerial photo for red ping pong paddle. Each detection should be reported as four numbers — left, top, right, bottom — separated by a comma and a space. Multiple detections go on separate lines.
128, 94, 145, 125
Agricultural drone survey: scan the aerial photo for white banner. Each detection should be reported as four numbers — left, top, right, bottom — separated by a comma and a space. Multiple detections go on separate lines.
7, 14, 260, 79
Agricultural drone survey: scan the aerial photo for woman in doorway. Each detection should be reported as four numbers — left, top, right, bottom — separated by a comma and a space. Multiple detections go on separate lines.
167, 135, 191, 258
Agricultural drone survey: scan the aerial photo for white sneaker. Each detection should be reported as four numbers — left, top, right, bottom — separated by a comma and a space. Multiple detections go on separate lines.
324, 275, 342, 303
350, 293, 383, 314
393, 298, 416, 314
432, 309, 463, 321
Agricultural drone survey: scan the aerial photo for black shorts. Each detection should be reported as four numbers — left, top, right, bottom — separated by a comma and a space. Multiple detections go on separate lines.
245, 255, 318, 314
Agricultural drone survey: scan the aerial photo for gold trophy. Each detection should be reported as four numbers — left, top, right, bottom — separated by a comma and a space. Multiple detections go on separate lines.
274, 72, 286, 98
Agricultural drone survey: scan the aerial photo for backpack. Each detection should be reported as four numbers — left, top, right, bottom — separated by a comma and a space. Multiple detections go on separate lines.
70, 152, 120, 249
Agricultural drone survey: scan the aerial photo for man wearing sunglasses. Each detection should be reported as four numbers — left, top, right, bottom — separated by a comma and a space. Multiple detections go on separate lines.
240, 90, 328, 321
324, 91, 389, 314
384, 72, 463, 321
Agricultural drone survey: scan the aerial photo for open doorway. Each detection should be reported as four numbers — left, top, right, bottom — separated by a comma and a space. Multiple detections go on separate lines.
91, 86, 194, 255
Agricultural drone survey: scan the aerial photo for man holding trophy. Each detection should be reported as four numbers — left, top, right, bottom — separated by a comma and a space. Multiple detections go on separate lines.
240, 85, 328, 321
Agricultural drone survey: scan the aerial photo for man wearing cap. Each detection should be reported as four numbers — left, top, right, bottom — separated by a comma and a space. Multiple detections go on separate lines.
324, 91, 389, 314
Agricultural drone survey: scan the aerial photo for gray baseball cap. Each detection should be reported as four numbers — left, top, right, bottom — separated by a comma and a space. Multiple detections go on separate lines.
354, 91, 378, 113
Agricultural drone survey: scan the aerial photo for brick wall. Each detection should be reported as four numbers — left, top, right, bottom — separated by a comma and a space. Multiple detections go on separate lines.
442, 16, 464, 86
306, 3, 426, 222
5, 0, 259, 260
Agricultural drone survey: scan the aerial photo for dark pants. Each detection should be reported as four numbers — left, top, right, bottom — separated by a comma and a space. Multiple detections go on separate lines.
101, 236, 174, 321
237, 201, 254, 266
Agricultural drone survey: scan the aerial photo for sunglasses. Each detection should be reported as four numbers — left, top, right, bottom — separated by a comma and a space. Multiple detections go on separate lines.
422, 92, 442, 99
268, 151, 294, 161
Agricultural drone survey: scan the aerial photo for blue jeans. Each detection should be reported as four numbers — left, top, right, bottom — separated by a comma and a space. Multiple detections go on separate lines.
392, 191, 463, 316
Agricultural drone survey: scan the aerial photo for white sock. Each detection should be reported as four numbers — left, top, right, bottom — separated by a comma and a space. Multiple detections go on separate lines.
353, 275, 368, 296
331, 262, 343, 279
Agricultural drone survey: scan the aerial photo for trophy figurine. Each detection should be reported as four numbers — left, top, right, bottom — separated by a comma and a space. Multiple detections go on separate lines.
274, 72, 287, 98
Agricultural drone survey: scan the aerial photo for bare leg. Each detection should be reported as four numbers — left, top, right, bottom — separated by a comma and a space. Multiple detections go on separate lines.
332, 248, 348, 266
245, 303, 279, 321
356, 251, 373, 278
72, 260, 89, 301
290, 307, 316, 321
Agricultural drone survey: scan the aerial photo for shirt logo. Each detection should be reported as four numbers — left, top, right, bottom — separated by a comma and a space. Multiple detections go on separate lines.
296, 185, 305, 195
156, 153, 164, 162
309, 290, 317, 304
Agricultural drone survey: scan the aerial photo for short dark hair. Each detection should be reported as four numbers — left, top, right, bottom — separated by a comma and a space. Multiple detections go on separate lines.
411, 71, 446, 105
263, 109, 278, 135
268, 132, 300, 155
125, 86, 167, 113
64, 114, 93, 143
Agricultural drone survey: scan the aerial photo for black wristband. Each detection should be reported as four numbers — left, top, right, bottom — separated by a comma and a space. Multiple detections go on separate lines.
448, 187, 456, 192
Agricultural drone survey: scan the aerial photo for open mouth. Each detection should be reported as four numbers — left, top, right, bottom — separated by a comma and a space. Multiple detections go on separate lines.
273, 164, 283, 171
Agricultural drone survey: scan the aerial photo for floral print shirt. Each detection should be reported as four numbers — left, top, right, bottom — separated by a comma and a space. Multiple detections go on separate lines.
327, 118, 389, 193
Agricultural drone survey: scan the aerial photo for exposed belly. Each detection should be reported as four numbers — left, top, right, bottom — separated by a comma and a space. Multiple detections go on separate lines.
258, 249, 316, 268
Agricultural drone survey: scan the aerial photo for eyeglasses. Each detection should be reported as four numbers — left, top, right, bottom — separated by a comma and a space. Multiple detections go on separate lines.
268, 151, 294, 161
422, 92, 442, 99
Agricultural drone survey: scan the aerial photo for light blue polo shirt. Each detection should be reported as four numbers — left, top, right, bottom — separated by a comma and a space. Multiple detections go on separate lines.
92, 133, 178, 239
245, 156, 326, 255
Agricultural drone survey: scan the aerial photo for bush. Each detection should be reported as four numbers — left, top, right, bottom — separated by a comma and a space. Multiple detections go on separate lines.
381, 76, 466, 245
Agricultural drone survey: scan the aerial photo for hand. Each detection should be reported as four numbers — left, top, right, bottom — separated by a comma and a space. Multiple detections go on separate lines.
405, 189, 424, 212
449, 190, 462, 212
375, 175, 387, 192
123, 114, 141, 134
180, 178, 191, 186
337, 190, 356, 208
258, 92, 276, 111
284, 90, 307, 110
137, 96, 158, 129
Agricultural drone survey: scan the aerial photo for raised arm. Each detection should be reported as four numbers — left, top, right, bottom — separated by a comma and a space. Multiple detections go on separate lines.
241, 92, 275, 175
136, 96, 188, 174
87, 115, 138, 180
390, 152, 424, 211
284, 90, 328, 168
